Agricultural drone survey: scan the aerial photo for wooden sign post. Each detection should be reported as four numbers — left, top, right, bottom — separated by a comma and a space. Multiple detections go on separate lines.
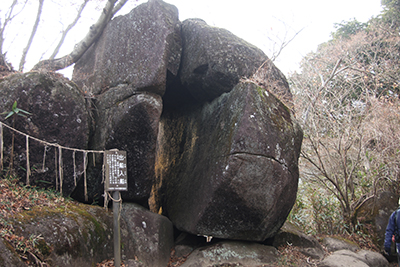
104, 149, 127, 267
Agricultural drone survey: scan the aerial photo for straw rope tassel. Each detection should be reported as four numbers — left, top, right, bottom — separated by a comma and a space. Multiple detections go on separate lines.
102, 153, 105, 184
107, 191, 123, 220
26, 136, 30, 185
58, 146, 63, 194
0, 121, 109, 205
104, 189, 108, 209
73, 151, 77, 186
0, 123, 3, 171
102, 153, 107, 208
84, 152, 88, 202
55, 148, 58, 191
42, 145, 47, 172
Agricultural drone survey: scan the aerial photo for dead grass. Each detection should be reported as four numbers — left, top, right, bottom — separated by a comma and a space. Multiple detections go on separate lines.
0, 173, 393, 267
0, 173, 69, 266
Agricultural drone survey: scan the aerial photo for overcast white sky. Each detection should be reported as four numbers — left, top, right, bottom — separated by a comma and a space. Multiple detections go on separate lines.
1, 0, 383, 76
164, 0, 383, 74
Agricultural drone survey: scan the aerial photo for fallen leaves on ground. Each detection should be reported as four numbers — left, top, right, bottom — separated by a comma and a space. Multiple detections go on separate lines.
96, 259, 126, 267
0, 174, 68, 266
167, 248, 189, 267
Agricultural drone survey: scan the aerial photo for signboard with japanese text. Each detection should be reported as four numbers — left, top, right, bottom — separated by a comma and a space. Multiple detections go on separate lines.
104, 150, 127, 191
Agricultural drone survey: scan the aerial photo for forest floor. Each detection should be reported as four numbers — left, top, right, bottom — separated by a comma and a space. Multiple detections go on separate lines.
0, 174, 397, 267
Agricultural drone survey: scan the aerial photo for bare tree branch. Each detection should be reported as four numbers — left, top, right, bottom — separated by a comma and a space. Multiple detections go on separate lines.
292, 24, 400, 231
32, 0, 120, 72
49, 0, 89, 60
270, 27, 304, 62
112, 0, 130, 16
0, 0, 29, 57
0, 0, 17, 56
19, 0, 44, 72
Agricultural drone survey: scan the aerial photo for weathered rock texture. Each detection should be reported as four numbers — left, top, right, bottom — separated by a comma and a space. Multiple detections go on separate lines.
71, 0, 182, 204
272, 222, 325, 260
2, 0, 303, 256
151, 82, 302, 241
8, 201, 172, 267
180, 241, 279, 267
71, 90, 163, 204
0, 237, 25, 267
121, 203, 173, 267
318, 249, 389, 267
322, 236, 360, 253
179, 18, 268, 102
72, 0, 181, 96
0, 72, 89, 196
151, 15, 300, 241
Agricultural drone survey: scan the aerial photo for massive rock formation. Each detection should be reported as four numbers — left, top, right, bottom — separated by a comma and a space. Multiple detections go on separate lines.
1, 0, 302, 246
71, 0, 182, 204
179, 18, 268, 102
8, 201, 172, 267
151, 81, 302, 241
180, 241, 279, 267
149, 7, 302, 242
73, 0, 181, 96
0, 72, 89, 196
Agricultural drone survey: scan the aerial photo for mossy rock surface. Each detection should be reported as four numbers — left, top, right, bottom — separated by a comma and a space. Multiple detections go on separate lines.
0, 71, 89, 195
11, 201, 114, 266
7, 200, 173, 267
0, 237, 25, 267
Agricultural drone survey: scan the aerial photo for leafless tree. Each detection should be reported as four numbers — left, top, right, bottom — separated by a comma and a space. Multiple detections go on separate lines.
290, 22, 400, 230
0, 0, 27, 68
18, 0, 44, 72
49, 0, 89, 60
0, 0, 132, 72
32, 0, 128, 71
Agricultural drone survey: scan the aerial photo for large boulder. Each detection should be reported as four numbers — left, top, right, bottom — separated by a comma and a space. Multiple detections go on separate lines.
272, 222, 325, 259
71, 0, 181, 204
151, 81, 303, 241
72, 0, 182, 96
180, 241, 279, 267
179, 18, 272, 102
318, 249, 389, 267
71, 89, 163, 204
121, 203, 173, 267
322, 236, 360, 253
0, 72, 89, 196
8, 200, 173, 266
0, 237, 25, 267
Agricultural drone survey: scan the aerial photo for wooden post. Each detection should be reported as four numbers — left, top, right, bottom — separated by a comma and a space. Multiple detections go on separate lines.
113, 191, 121, 267
104, 149, 127, 267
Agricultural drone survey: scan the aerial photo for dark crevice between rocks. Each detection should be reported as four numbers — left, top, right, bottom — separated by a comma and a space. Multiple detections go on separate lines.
162, 69, 199, 114
229, 151, 292, 175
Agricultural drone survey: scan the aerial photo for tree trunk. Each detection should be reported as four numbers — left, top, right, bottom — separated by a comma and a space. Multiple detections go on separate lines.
49, 0, 89, 60
32, 0, 127, 72
19, 0, 44, 72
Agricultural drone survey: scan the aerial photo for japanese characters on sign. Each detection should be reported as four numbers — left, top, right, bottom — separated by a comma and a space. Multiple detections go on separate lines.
104, 150, 127, 191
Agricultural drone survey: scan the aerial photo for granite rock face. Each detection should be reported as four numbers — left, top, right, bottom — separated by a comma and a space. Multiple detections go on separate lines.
71, 89, 163, 204
0, 72, 89, 196
318, 249, 389, 267
71, 0, 181, 204
151, 82, 302, 241
180, 241, 279, 267
121, 203, 173, 267
179, 18, 269, 102
8, 200, 172, 267
2, 0, 303, 249
73, 0, 182, 96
